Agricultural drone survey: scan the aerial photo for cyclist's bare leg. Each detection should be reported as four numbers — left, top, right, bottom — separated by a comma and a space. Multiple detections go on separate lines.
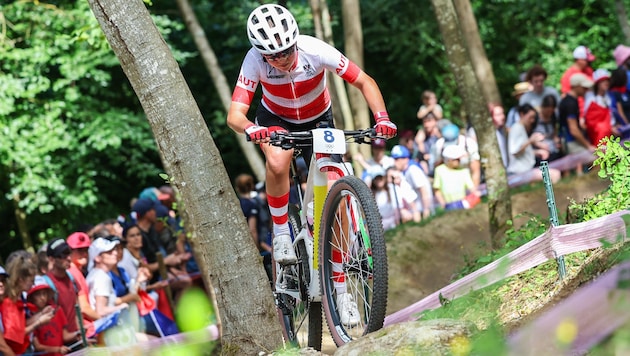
261, 144, 293, 197
261, 144, 296, 263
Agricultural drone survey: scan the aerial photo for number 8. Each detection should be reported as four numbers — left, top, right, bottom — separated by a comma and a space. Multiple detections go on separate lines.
324, 130, 335, 143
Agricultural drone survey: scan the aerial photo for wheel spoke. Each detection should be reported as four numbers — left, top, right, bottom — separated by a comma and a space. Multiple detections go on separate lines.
320, 176, 388, 346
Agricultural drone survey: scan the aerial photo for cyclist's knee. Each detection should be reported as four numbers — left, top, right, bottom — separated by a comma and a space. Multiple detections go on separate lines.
265, 153, 292, 174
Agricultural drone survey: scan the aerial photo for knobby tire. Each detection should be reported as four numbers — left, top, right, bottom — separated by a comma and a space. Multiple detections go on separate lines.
319, 176, 388, 346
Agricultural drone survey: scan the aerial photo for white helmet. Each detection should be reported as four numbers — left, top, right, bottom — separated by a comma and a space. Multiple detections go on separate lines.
247, 4, 299, 55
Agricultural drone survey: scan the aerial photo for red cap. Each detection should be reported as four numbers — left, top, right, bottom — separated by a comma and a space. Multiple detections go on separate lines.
67, 232, 91, 249
27, 283, 52, 300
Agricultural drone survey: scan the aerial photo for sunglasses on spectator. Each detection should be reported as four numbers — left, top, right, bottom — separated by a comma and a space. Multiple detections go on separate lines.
263, 45, 296, 61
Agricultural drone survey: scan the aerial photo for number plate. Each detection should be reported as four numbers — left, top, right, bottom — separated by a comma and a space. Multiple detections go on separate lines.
312, 128, 346, 154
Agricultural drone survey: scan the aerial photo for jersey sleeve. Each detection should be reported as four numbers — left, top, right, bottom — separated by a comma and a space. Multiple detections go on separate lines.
231, 50, 260, 105
313, 37, 361, 83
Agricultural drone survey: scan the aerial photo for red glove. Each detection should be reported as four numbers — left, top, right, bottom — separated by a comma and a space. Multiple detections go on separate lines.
245, 124, 270, 143
374, 117, 397, 138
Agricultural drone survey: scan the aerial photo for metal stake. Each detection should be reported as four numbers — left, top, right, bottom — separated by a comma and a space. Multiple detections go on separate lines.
540, 161, 566, 280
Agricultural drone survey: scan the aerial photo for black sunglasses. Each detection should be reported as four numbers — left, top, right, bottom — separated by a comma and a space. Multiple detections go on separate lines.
263, 45, 296, 61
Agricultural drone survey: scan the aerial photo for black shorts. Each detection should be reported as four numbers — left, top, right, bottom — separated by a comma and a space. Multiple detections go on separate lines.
255, 105, 339, 166
255, 105, 335, 131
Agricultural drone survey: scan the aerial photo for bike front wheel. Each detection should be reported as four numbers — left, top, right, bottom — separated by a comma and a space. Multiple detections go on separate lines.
319, 176, 388, 346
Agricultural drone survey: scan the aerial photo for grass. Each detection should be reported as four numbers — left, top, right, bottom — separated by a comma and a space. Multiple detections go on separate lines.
413, 232, 630, 353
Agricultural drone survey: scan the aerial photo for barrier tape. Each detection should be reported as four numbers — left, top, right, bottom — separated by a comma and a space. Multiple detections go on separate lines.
508, 260, 630, 355
67, 324, 219, 355
384, 210, 630, 326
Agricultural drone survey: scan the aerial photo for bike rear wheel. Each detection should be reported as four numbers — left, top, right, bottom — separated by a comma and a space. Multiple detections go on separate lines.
275, 205, 322, 350
319, 176, 388, 346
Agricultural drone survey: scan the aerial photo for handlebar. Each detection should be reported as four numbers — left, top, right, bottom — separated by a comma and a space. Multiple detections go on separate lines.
269, 128, 379, 150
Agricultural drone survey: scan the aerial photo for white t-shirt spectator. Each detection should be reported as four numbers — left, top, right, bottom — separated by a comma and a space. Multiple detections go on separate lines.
401, 164, 433, 212
375, 181, 418, 230
86, 268, 117, 311
507, 122, 536, 174
118, 249, 140, 282
519, 86, 560, 110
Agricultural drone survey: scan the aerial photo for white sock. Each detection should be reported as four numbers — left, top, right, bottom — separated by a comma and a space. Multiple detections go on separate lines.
273, 223, 290, 238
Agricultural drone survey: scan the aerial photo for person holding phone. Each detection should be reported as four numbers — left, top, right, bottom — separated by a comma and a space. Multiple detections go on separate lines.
27, 282, 79, 355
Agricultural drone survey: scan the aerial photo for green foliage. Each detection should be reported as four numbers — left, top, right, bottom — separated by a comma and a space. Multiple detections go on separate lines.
0, 1, 188, 254
569, 137, 630, 221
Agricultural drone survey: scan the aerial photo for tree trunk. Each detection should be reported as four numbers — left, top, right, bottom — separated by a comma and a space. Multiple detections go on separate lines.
310, 0, 362, 173
615, 0, 630, 45
341, 0, 371, 169
452, 0, 501, 106
175, 0, 266, 182
86, 0, 283, 353
12, 193, 34, 254
430, 0, 512, 248
309, 0, 343, 126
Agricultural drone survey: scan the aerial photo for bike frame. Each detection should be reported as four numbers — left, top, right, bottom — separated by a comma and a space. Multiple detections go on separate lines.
272, 127, 386, 348
294, 151, 353, 302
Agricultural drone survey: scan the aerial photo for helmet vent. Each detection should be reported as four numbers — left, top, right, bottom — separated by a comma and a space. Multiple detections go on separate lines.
273, 34, 281, 49
257, 28, 269, 41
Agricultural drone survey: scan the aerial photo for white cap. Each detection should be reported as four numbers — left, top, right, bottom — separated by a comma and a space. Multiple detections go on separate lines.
592, 68, 610, 83
572, 46, 596, 61
442, 145, 467, 160
569, 73, 594, 89
366, 165, 386, 179
88, 237, 120, 271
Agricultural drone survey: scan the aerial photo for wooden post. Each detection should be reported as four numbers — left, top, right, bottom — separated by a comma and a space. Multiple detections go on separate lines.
156, 252, 176, 314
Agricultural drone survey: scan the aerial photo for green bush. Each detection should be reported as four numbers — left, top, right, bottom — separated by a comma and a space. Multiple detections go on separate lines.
569, 137, 630, 222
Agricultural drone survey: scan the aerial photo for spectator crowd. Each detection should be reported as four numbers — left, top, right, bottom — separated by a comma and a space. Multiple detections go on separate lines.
0, 186, 197, 355
353, 44, 630, 231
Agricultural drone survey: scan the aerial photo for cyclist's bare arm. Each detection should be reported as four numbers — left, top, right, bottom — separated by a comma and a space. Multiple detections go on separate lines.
348, 71, 387, 117
227, 101, 252, 134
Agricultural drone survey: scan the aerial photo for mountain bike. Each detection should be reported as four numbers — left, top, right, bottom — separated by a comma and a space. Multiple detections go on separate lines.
268, 127, 388, 349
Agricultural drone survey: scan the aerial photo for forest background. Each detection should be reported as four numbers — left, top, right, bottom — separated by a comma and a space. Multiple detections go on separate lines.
0, 0, 627, 260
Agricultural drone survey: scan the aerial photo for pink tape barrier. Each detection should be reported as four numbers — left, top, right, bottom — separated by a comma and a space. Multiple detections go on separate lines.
67, 324, 219, 355
508, 261, 630, 355
478, 150, 597, 196
384, 210, 630, 326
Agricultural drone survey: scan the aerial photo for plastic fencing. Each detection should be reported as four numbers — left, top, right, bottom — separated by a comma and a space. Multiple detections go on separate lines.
508, 260, 630, 355
384, 210, 630, 326
477, 149, 597, 196
67, 324, 219, 355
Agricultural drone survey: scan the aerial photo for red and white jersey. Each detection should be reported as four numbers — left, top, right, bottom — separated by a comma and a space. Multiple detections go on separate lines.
231, 35, 361, 123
